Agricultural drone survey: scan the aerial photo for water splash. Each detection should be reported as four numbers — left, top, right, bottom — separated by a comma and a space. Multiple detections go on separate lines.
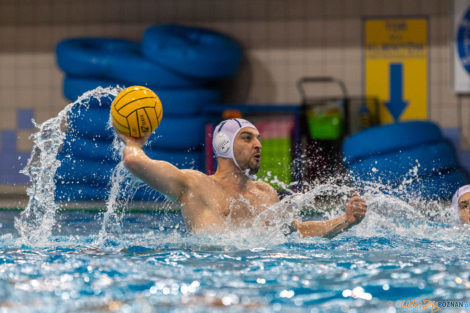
250, 170, 459, 245
15, 87, 120, 245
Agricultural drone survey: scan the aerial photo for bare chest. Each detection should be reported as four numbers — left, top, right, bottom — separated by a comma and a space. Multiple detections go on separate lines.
218, 188, 271, 224
179, 177, 274, 230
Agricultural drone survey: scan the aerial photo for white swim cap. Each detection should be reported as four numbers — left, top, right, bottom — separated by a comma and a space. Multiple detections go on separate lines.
452, 184, 470, 224
212, 118, 258, 170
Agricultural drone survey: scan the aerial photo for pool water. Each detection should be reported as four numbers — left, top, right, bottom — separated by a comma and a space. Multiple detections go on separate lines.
1, 197, 470, 313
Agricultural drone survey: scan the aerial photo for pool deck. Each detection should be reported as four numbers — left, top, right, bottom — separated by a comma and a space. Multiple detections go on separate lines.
0, 185, 27, 209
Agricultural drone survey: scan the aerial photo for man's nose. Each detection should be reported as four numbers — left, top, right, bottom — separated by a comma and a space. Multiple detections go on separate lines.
254, 138, 261, 149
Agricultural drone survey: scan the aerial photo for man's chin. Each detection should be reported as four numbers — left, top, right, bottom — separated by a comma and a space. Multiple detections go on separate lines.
249, 166, 260, 175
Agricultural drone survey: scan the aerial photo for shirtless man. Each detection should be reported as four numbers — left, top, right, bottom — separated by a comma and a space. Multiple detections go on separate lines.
119, 118, 367, 237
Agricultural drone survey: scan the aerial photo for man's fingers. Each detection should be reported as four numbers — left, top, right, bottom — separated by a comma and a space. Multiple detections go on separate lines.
350, 197, 366, 203
349, 198, 366, 204
349, 200, 366, 207
353, 205, 367, 211
351, 205, 367, 215
352, 209, 366, 214
352, 208, 366, 214
349, 201, 367, 208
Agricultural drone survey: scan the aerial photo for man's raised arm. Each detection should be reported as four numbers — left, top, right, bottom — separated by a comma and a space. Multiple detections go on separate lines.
119, 133, 188, 201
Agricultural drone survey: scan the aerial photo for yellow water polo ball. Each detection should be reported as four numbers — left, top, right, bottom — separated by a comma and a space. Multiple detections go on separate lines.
111, 86, 163, 138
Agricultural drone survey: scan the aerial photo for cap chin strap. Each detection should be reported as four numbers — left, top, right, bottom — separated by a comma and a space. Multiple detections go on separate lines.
231, 156, 255, 179
245, 170, 257, 180
229, 127, 255, 179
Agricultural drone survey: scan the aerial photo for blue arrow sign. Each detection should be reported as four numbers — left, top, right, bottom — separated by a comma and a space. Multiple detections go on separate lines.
385, 63, 408, 122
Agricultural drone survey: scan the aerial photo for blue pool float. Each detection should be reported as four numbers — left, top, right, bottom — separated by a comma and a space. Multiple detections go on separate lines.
347, 141, 458, 184
398, 169, 468, 200
63, 76, 221, 116
342, 121, 443, 163
145, 115, 207, 150
63, 77, 120, 103
60, 134, 205, 163
66, 107, 207, 149
141, 24, 243, 79
59, 134, 116, 161
55, 158, 115, 185
55, 183, 163, 202
353, 168, 468, 201
56, 38, 204, 88
55, 150, 204, 186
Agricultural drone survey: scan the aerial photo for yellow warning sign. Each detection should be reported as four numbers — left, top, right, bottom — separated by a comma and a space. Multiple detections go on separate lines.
364, 18, 428, 124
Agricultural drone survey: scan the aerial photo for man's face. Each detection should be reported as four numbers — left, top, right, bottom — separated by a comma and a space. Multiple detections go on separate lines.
233, 127, 261, 174
458, 192, 470, 224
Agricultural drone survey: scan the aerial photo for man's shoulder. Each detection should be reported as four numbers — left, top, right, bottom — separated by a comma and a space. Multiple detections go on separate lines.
180, 169, 214, 185
253, 179, 277, 193
252, 180, 280, 203
181, 169, 210, 178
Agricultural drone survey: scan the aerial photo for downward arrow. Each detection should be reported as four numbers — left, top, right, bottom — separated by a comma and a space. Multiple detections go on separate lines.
385, 63, 409, 122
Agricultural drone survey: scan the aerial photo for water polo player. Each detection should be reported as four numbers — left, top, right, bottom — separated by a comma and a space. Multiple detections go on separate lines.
117, 118, 368, 237
453, 185, 470, 224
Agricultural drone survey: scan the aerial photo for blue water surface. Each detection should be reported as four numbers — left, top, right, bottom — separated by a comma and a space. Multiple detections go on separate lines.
1, 206, 470, 313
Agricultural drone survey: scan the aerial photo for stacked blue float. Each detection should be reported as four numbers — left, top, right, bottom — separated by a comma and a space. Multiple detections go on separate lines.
342, 121, 469, 200
54, 24, 243, 202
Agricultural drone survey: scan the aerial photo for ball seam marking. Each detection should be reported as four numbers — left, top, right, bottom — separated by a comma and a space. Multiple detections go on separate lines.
113, 89, 142, 110
124, 106, 158, 117
143, 108, 154, 132
111, 114, 128, 130
126, 115, 131, 137
135, 110, 142, 137
117, 97, 156, 113
156, 98, 162, 123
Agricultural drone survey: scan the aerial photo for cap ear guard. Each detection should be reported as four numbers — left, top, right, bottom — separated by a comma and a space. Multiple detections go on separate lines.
213, 132, 230, 156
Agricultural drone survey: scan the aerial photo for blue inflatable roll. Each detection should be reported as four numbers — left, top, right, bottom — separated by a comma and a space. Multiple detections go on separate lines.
146, 116, 207, 150
63, 77, 119, 104
63, 76, 221, 116
55, 157, 117, 185
55, 183, 163, 202
343, 121, 443, 163
70, 94, 114, 109
347, 141, 458, 184
66, 107, 207, 149
60, 134, 116, 161
65, 107, 113, 141
56, 38, 205, 88
399, 169, 468, 200
55, 148, 204, 185
142, 24, 243, 79
60, 134, 205, 164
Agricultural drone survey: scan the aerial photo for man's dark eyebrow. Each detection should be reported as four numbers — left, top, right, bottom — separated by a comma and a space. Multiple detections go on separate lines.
239, 131, 261, 140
